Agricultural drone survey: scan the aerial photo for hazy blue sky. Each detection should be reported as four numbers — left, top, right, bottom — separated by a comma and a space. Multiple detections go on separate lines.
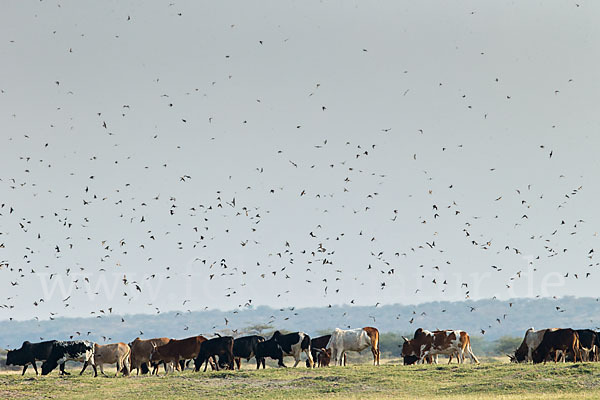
1, 1, 599, 325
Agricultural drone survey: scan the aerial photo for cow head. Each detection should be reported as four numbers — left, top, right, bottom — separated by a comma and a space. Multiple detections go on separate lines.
400, 336, 415, 359
403, 355, 419, 365
510, 346, 529, 363
41, 360, 57, 375
512, 342, 528, 362
6, 341, 31, 366
5, 349, 19, 366
149, 343, 160, 362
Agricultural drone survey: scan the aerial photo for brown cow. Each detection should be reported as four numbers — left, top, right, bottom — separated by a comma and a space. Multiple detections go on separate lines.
312, 348, 347, 367
92, 342, 130, 377
307, 335, 331, 368
150, 335, 207, 374
129, 337, 170, 375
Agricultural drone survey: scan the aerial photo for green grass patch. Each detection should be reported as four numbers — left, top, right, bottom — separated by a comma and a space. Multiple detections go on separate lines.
2, 362, 600, 399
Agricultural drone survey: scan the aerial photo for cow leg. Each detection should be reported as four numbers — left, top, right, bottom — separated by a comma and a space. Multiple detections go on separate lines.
21, 364, 28, 375
305, 349, 314, 368
335, 350, 341, 366
32, 361, 39, 375
372, 347, 377, 365
278, 356, 287, 368
468, 347, 479, 364
80, 361, 89, 376
261, 358, 266, 369
419, 351, 430, 365
59, 362, 71, 375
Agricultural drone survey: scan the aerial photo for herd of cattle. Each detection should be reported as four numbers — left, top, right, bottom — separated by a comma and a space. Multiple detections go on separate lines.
4, 327, 380, 376
3, 326, 597, 376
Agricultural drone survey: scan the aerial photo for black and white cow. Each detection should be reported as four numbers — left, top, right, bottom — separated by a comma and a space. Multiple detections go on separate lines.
40, 340, 96, 375
271, 331, 313, 368
6, 340, 61, 375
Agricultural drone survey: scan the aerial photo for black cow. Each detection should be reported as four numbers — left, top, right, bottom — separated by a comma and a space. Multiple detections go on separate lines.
194, 336, 234, 372
306, 335, 331, 368
576, 329, 599, 361
255, 336, 285, 368
532, 328, 581, 364
6, 340, 61, 375
231, 335, 265, 369
40, 340, 96, 375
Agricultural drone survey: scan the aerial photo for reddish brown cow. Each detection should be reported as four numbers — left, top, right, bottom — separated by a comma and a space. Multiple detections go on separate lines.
150, 335, 207, 374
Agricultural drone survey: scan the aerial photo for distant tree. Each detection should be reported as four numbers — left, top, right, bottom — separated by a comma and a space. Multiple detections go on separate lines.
242, 324, 273, 335
379, 332, 404, 357
494, 336, 522, 355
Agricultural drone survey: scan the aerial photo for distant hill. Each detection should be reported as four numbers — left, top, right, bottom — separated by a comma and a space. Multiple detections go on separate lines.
1, 296, 598, 351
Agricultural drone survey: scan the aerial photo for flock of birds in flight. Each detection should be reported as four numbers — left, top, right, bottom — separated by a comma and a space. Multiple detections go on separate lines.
0, 2, 596, 347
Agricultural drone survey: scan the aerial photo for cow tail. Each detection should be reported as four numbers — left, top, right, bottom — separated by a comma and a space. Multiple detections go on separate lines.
302, 334, 313, 367
466, 335, 479, 364
126, 346, 132, 375
301, 334, 311, 351
574, 332, 581, 362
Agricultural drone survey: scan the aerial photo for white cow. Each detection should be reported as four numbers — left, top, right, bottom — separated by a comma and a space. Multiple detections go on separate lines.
93, 342, 131, 376
326, 327, 380, 366
511, 328, 557, 363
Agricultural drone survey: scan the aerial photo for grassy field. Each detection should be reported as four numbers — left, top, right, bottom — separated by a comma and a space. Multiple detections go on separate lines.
2, 359, 600, 399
